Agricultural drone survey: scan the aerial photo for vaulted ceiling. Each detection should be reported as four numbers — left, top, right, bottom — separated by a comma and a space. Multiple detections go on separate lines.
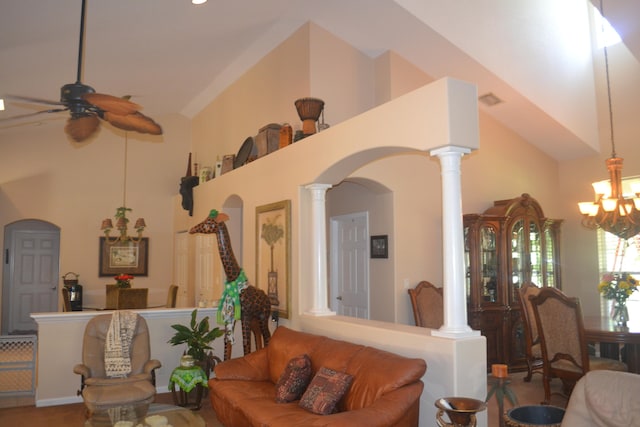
1, 0, 638, 161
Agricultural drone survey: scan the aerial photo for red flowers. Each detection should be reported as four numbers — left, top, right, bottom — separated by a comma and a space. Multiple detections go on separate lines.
114, 274, 134, 288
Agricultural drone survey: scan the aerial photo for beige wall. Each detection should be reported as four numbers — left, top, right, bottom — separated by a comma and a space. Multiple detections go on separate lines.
186, 21, 575, 327
0, 113, 191, 324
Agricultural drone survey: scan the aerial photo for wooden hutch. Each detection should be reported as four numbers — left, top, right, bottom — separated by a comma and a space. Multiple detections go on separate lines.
464, 193, 562, 371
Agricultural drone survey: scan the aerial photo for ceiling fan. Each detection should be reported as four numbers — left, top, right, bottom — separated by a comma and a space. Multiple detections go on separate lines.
1, 0, 162, 142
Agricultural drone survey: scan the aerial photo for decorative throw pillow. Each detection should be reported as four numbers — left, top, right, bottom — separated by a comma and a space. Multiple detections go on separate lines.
299, 367, 354, 415
274, 354, 312, 403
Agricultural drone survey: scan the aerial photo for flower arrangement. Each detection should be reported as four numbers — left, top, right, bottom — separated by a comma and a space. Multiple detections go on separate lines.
598, 272, 638, 303
114, 273, 134, 288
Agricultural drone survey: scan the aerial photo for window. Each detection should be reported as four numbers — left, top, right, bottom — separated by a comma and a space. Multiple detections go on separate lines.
598, 231, 640, 313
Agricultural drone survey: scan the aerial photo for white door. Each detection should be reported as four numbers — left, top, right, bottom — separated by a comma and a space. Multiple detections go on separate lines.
330, 212, 369, 318
2, 220, 60, 334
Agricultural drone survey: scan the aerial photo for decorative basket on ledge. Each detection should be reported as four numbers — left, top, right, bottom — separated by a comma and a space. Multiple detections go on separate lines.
106, 285, 148, 309
294, 97, 324, 135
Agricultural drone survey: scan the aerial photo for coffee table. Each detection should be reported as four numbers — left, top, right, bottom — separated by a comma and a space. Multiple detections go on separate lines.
85, 403, 205, 427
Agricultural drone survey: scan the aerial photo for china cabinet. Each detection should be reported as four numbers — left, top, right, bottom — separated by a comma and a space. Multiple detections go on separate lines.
464, 193, 562, 371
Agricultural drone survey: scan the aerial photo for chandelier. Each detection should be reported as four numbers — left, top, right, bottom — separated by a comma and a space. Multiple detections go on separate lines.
100, 133, 146, 244
578, 0, 640, 241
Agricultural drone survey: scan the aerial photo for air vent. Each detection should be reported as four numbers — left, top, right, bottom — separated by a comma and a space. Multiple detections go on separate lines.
478, 93, 503, 107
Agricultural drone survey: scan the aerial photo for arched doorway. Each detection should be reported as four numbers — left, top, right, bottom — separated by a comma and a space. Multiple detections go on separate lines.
2, 220, 60, 334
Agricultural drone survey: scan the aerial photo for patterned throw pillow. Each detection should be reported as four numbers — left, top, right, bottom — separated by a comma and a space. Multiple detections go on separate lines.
274, 354, 312, 403
299, 367, 353, 415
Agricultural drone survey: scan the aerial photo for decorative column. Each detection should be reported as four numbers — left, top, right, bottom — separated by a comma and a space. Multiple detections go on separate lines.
430, 146, 478, 337
304, 183, 335, 316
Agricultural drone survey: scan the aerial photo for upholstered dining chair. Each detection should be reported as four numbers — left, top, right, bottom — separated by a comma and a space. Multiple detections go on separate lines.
530, 287, 627, 404
408, 280, 444, 329
73, 312, 161, 414
518, 283, 543, 382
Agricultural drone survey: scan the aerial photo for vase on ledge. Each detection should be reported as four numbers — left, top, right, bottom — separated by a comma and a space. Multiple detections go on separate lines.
611, 300, 629, 328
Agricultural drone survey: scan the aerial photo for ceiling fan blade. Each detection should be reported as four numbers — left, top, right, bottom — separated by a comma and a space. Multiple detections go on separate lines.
0, 108, 68, 123
83, 93, 141, 115
65, 115, 100, 142
5, 94, 64, 107
104, 111, 163, 135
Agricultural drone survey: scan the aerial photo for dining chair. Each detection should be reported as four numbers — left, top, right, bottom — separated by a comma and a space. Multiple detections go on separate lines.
148, 285, 179, 309
530, 287, 628, 404
408, 280, 444, 329
518, 283, 543, 382
61, 286, 72, 312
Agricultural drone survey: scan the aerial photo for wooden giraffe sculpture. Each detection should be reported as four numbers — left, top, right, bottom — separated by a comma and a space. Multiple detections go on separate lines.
190, 210, 271, 360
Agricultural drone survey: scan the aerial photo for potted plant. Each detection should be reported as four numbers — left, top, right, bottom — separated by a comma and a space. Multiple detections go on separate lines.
168, 309, 223, 376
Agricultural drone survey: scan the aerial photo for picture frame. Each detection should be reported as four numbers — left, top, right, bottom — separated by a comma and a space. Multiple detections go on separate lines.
99, 237, 149, 276
256, 200, 291, 319
370, 235, 388, 259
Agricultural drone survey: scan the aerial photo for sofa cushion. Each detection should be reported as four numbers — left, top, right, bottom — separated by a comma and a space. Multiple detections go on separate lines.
299, 367, 353, 415
275, 354, 312, 403
343, 345, 427, 411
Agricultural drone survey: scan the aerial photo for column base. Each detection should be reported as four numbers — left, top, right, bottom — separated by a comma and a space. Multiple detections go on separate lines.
432, 326, 480, 339
304, 309, 336, 317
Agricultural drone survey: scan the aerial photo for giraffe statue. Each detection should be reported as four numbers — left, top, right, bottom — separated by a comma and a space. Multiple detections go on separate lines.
189, 209, 271, 360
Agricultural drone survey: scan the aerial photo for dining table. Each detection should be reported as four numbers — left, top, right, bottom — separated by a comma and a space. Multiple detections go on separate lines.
583, 315, 640, 374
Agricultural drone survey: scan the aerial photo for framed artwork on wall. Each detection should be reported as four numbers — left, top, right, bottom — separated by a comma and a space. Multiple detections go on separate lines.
99, 237, 149, 276
256, 200, 291, 319
370, 235, 388, 259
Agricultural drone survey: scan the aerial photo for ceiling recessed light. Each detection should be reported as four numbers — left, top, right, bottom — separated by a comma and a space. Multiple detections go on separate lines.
192, 0, 207, 4
478, 93, 503, 107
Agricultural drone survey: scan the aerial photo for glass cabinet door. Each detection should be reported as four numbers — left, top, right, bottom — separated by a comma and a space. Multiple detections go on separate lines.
510, 219, 525, 290
529, 221, 541, 286
480, 225, 498, 303
464, 226, 471, 300
544, 227, 556, 287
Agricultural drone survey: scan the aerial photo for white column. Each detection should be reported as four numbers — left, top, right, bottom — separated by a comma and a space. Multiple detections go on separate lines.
304, 183, 335, 316
430, 146, 478, 337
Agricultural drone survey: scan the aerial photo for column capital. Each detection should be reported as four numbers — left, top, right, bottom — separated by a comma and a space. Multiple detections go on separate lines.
304, 183, 332, 191
429, 146, 472, 157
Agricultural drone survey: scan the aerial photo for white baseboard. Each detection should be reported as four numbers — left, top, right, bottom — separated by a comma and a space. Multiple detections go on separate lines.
36, 385, 171, 407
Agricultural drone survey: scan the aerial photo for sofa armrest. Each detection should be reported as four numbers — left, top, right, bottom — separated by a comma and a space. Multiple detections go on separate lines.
309, 381, 424, 427
213, 347, 271, 381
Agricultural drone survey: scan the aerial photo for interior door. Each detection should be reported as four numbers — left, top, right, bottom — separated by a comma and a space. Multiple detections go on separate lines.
329, 212, 369, 318
3, 220, 60, 334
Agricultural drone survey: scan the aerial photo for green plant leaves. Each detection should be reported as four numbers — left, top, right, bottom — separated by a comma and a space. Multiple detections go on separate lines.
168, 309, 222, 361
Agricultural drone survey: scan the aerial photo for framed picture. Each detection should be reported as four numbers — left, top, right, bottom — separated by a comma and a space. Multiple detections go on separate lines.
256, 200, 291, 319
99, 237, 149, 276
370, 235, 388, 259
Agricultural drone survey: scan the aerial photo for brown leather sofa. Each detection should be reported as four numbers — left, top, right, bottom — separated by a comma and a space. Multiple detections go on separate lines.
209, 326, 427, 427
